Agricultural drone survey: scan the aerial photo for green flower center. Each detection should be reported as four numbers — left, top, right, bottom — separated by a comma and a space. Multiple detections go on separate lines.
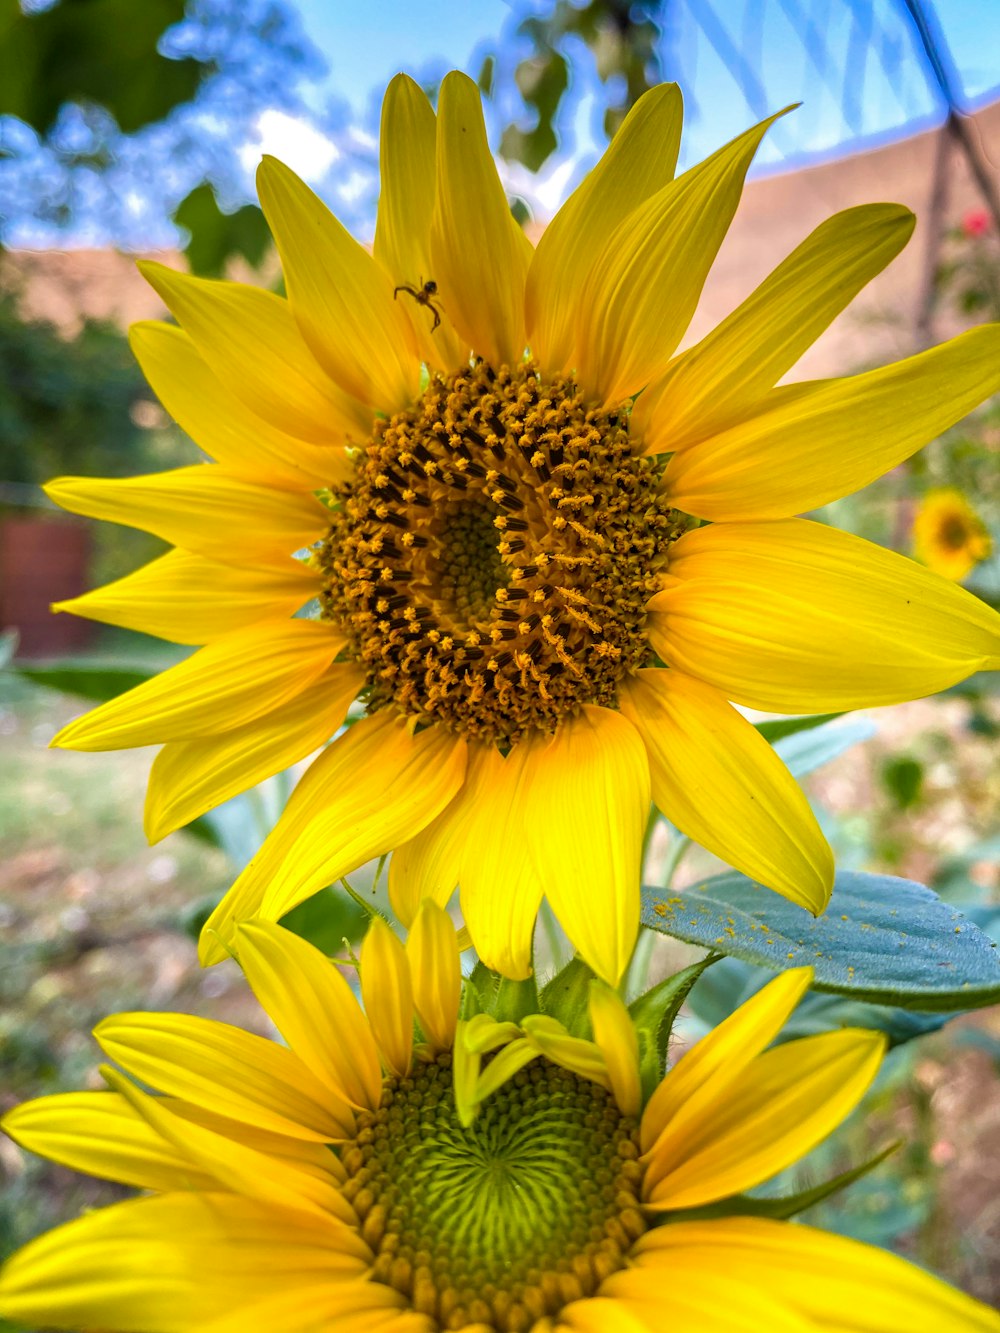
340, 1054, 646, 1332
319, 360, 685, 747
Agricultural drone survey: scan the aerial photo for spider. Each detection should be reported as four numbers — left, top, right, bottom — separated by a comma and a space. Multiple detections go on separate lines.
393, 278, 443, 332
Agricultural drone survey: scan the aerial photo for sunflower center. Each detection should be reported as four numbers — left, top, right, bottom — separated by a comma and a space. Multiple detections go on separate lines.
319, 360, 686, 746
341, 1054, 646, 1332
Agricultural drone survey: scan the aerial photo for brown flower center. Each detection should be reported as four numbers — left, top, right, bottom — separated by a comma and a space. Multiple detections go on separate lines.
319, 360, 685, 746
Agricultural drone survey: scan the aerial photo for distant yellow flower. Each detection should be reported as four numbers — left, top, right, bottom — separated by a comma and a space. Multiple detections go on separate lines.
2, 908, 996, 1333
47, 72, 1000, 983
913, 488, 993, 581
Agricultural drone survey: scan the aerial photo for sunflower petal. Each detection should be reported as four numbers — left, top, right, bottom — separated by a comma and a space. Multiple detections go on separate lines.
647, 519, 1000, 712
524, 706, 650, 987
406, 899, 462, 1052
0, 1194, 370, 1333
129, 321, 356, 488
51, 620, 344, 751
360, 916, 414, 1079
1, 1092, 218, 1194
144, 662, 364, 841
235, 921, 382, 1111
139, 261, 370, 445
634, 202, 914, 454
633, 1217, 1000, 1332
573, 109, 790, 405
54, 548, 320, 646
645, 1029, 886, 1206
525, 82, 683, 374
639, 968, 812, 1153
597, 1270, 809, 1332
588, 982, 642, 1117
430, 70, 532, 368
374, 72, 466, 370
45, 465, 328, 561
257, 156, 419, 413
199, 712, 467, 964
94, 1012, 353, 1142
619, 669, 832, 913
665, 323, 1000, 519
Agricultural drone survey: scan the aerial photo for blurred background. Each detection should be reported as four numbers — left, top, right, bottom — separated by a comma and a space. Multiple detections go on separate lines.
1, 0, 999, 1321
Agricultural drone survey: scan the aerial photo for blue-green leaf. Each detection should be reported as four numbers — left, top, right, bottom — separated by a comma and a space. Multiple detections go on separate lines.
642, 871, 1000, 1011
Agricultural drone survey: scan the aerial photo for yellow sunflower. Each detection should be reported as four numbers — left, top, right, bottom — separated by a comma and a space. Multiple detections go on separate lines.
46, 73, 1000, 984
2, 904, 996, 1333
913, 488, 993, 581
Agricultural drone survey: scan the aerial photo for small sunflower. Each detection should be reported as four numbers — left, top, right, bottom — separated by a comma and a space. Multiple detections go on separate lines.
47, 73, 1000, 983
913, 488, 993, 581
2, 905, 996, 1333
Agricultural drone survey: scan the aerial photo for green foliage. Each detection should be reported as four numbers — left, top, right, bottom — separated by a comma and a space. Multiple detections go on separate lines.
628, 955, 717, 1101
173, 184, 270, 278
0, 283, 163, 488
16, 659, 157, 701
881, 755, 925, 810
539, 956, 595, 1036
642, 871, 1000, 1011
0, 0, 207, 135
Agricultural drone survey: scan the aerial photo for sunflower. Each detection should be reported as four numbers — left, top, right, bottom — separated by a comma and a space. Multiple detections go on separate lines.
912, 488, 993, 581
47, 73, 1000, 984
2, 904, 996, 1333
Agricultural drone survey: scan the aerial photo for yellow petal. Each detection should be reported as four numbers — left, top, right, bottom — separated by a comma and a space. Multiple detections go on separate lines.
201, 1284, 411, 1333
45, 465, 328, 561
558, 1295, 661, 1333
144, 661, 364, 841
1, 1092, 218, 1194
588, 981, 642, 1117
457, 739, 546, 981
634, 1217, 1000, 1332
619, 669, 832, 912
51, 619, 344, 751
598, 1269, 810, 1332
373, 73, 466, 371
573, 109, 789, 405
54, 547, 320, 646
138, 260, 369, 445
648, 519, 1000, 712
101, 1066, 349, 1222
634, 202, 915, 454
257, 156, 419, 413
406, 899, 461, 1053
525, 82, 683, 375
645, 1028, 886, 1207
129, 321, 356, 488
0, 1194, 369, 1332
235, 921, 383, 1111
639, 968, 812, 1153
430, 70, 532, 367
521, 1015, 610, 1090
665, 323, 1000, 520
199, 712, 467, 963
94, 1012, 353, 1141
524, 706, 650, 987
360, 916, 414, 1079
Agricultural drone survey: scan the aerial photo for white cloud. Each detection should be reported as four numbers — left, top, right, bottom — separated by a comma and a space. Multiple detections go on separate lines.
239, 109, 340, 181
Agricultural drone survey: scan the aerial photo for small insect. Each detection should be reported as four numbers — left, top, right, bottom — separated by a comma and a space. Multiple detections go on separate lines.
393, 278, 443, 332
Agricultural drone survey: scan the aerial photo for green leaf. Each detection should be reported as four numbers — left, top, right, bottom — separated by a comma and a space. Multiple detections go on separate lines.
17, 660, 155, 701
278, 886, 367, 956
174, 184, 271, 278
642, 871, 1000, 1012
753, 712, 844, 743
629, 955, 718, 1101
671, 1142, 901, 1223
0, 0, 207, 136
881, 755, 924, 810
539, 956, 595, 1037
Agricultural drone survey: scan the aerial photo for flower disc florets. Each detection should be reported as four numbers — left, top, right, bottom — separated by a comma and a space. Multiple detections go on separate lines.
320, 360, 685, 746
342, 1053, 645, 1332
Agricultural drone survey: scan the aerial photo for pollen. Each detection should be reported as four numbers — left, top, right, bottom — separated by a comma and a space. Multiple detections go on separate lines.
319, 360, 686, 745
340, 1054, 645, 1332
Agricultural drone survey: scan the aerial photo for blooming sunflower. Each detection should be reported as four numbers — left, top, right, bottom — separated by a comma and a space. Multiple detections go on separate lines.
46, 73, 1000, 984
912, 488, 993, 581
2, 904, 996, 1333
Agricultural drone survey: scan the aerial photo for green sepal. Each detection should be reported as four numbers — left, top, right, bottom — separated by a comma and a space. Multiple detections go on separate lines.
493, 974, 540, 1024
661, 1141, 901, 1223
629, 955, 718, 1102
539, 957, 596, 1037
462, 961, 497, 1020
